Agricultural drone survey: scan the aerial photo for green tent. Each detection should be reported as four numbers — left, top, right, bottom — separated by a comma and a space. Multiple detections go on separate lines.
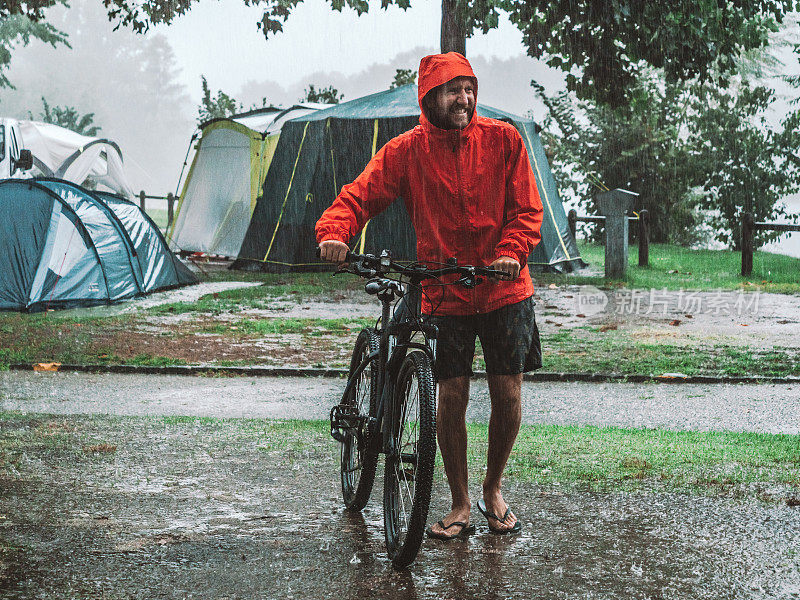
232, 84, 582, 272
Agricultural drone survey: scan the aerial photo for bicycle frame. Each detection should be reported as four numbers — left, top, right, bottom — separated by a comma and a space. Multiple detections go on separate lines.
331, 276, 436, 460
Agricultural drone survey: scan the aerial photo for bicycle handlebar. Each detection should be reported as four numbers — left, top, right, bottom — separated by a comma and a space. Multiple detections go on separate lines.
316, 247, 511, 287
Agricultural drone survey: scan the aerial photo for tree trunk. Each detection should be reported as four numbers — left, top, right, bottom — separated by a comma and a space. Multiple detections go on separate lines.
441, 0, 467, 55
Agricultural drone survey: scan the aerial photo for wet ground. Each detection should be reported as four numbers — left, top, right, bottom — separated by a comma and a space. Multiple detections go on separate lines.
1, 412, 798, 600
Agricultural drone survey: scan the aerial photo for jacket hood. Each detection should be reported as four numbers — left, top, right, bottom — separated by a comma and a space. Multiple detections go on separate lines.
417, 52, 478, 130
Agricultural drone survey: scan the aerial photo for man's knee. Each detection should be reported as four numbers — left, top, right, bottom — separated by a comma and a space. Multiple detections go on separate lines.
487, 373, 522, 407
438, 376, 470, 414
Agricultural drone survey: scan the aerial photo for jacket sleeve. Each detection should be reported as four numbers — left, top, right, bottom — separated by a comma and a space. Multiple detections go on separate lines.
315, 139, 405, 244
494, 129, 544, 265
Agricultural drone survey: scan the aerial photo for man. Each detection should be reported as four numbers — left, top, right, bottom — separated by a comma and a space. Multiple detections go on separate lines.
316, 52, 543, 538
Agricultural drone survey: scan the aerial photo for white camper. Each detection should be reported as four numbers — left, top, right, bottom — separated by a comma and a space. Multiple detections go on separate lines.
0, 118, 34, 177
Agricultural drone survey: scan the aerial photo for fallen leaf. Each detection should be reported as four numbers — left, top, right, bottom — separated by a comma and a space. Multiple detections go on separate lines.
564, 295, 573, 299
684, 314, 693, 319
576, 314, 586, 318
659, 372, 688, 379
778, 320, 790, 324
598, 324, 618, 332
33, 362, 61, 372
739, 323, 749, 327
548, 284, 558, 289
669, 319, 681, 326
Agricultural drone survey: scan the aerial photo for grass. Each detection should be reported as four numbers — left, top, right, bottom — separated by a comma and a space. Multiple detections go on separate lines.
501, 424, 800, 493
550, 242, 800, 293
199, 317, 375, 336
145, 207, 169, 231
1, 413, 796, 499
542, 329, 800, 377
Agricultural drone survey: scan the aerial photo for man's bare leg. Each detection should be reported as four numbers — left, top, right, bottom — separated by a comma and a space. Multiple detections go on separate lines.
428, 375, 471, 536
481, 373, 523, 532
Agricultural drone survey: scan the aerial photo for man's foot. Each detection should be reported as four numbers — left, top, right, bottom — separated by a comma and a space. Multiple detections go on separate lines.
427, 506, 472, 539
477, 495, 521, 535
426, 520, 476, 540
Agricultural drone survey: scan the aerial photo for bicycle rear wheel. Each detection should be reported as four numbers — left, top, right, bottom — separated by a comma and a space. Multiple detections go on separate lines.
340, 329, 379, 511
383, 350, 437, 568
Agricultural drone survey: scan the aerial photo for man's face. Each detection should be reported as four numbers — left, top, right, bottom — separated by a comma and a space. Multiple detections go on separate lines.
426, 76, 476, 130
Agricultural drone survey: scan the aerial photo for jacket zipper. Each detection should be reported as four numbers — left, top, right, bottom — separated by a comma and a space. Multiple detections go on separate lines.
452, 131, 478, 313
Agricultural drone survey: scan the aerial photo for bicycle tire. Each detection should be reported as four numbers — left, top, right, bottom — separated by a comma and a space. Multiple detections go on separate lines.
383, 350, 437, 568
340, 328, 380, 511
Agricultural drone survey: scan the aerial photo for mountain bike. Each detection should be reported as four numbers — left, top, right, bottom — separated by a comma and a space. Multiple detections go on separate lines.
325, 249, 505, 568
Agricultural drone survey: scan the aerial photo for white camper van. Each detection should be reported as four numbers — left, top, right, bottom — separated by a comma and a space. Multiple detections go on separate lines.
0, 118, 34, 177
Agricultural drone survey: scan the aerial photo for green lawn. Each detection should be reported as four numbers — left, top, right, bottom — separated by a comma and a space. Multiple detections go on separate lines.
2, 414, 796, 498
557, 242, 800, 293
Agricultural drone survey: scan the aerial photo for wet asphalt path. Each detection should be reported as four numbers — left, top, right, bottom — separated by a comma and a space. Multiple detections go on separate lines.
1, 370, 799, 433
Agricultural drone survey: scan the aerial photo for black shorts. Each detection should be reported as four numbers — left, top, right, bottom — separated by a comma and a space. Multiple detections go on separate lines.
426, 296, 542, 380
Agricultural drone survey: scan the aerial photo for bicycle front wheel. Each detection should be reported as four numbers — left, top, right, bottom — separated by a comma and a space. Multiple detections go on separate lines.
340, 329, 379, 511
383, 350, 437, 568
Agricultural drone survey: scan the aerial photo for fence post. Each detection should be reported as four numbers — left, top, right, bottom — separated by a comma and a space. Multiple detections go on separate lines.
638, 209, 649, 267
139, 190, 146, 212
741, 212, 754, 277
167, 193, 174, 228
568, 209, 577, 241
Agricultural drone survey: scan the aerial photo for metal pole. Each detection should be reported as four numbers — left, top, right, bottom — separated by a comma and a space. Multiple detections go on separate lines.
139, 190, 146, 212
167, 193, 174, 228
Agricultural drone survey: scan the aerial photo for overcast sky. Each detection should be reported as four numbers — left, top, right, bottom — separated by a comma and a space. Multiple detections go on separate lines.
155, 0, 530, 100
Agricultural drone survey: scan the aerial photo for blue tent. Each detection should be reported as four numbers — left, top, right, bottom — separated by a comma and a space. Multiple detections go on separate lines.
233, 84, 583, 273
0, 179, 197, 312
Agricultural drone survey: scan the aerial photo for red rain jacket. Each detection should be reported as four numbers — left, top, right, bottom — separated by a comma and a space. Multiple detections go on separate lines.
315, 52, 543, 315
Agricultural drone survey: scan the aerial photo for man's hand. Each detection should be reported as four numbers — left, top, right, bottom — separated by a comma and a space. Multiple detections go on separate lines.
319, 240, 350, 264
488, 256, 520, 280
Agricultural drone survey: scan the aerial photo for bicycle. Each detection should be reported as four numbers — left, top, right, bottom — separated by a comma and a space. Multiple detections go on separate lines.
325, 249, 506, 568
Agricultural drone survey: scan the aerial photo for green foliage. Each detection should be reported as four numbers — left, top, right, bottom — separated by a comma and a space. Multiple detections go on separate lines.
537, 64, 800, 248
32, 96, 101, 135
687, 79, 800, 249
197, 75, 241, 124
389, 68, 417, 89
299, 83, 343, 104
535, 71, 699, 245
0, 9, 69, 88
92, 0, 796, 107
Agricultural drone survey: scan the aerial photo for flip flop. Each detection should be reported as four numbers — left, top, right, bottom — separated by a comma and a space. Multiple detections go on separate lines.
425, 520, 476, 540
477, 499, 522, 535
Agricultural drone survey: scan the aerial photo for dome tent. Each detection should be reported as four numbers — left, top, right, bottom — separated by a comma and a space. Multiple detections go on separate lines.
167, 103, 329, 257
232, 84, 583, 273
0, 179, 196, 312
17, 120, 135, 197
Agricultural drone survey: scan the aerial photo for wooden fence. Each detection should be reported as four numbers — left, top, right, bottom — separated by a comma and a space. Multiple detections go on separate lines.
568, 208, 650, 267
741, 212, 800, 276
137, 191, 176, 230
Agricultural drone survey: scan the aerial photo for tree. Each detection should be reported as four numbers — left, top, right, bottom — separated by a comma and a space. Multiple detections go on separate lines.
31, 97, 102, 135
534, 71, 699, 245
688, 79, 800, 249
389, 68, 417, 89
0, 0, 194, 193
197, 75, 241, 124
0, 6, 69, 88
536, 63, 800, 248
73, 0, 796, 107
300, 84, 343, 104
